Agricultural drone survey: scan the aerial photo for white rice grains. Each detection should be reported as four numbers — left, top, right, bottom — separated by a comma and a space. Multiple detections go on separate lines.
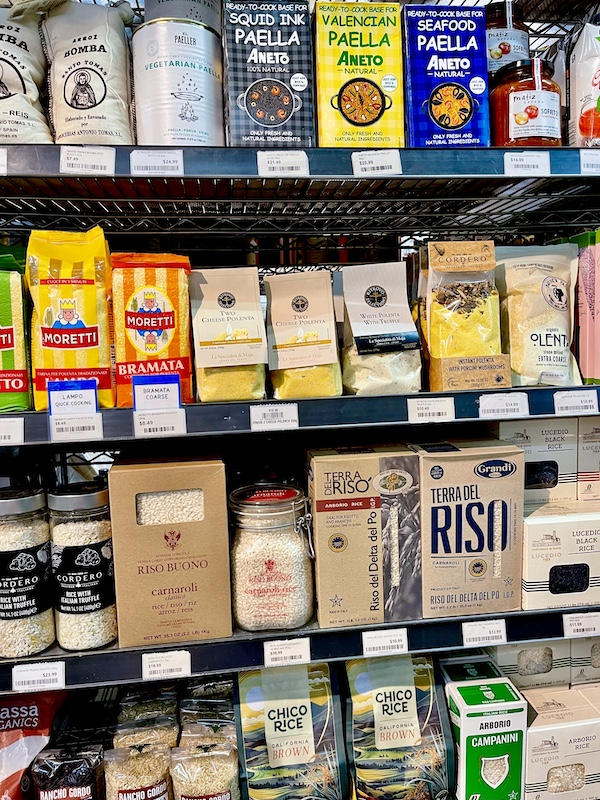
170, 746, 240, 800
105, 745, 170, 800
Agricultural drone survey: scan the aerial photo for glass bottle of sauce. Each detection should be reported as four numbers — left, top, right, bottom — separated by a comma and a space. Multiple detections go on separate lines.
486, 0, 530, 75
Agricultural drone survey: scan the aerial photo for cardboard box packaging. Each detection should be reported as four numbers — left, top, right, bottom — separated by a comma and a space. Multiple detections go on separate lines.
485, 640, 571, 689
578, 416, 600, 500
411, 440, 524, 618
571, 637, 600, 685
439, 655, 503, 684
308, 446, 421, 629
108, 460, 232, 647
522, 501, 600, 610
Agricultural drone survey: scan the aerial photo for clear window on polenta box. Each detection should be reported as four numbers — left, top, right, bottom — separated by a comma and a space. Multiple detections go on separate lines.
136, 489, 205, 525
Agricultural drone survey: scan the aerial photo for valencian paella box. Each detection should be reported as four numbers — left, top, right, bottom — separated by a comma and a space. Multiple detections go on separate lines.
404, 5, 490, 147
223, 0, 315, 147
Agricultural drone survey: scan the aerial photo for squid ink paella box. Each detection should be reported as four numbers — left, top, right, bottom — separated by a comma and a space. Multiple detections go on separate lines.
404, 5, 490, 147
223, 0, 315, 147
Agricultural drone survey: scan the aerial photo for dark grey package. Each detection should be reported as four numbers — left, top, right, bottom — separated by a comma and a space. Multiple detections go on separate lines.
223, 0, 315, 147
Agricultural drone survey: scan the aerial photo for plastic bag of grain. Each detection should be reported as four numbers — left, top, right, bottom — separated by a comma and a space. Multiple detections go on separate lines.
185, 677, 234, 699
0, 255, 31, 411
180, 721, 237, 746
32, 746, 104, 800
118, 690, 178, 723
113, 715, 179, 749
496, 244, 580, 386
170, 745, 239, 800
265, 271, 342, 399
40, 1, 134, 145
179, 698, 234, 725
104, 745, 170, 800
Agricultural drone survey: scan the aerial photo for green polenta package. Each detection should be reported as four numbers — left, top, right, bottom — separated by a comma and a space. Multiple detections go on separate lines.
237, 663, 347, 800
0, 255, 30, 411
346, 655, 454, 800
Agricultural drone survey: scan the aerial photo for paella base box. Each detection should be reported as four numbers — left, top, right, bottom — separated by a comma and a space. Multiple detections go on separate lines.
522, 501, 600, 611
403, 5, 490, 148
445, 678, 527, 800
571, 637, 600, 685
307, 446, 422, 629
223, 0, 315, 147
523, 686, 600, 800
578, 417, 600, 501
410, 440, 524, 619
485, 640, 571, 689
108, 459, 232, 648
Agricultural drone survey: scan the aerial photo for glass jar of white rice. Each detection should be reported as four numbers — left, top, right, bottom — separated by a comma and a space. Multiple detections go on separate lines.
229, 484, 314, 631
0, 489, 54, 657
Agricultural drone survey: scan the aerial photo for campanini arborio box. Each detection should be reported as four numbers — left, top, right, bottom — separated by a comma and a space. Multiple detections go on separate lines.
108, 460, 232, 647
485, 640, 571, 689
578, 417, 600, 500
308, 446, 421, 629
411, 441, 524, 618
439, 654, 503, 684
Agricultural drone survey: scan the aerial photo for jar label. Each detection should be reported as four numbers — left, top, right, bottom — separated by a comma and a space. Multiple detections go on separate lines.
487, 29, 529, 73
508, 90, 560, 139
52, 537, 115, 615
0, 542, 52, 620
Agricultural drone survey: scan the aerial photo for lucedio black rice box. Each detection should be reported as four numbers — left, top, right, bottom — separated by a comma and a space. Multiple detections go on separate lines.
223, 1, 315, 147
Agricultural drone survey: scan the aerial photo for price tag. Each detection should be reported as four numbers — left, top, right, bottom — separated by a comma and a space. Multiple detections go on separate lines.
504, 151, 551, 176
142, 649, 192, 681
407, 396, 455, 423
462, 619, 507, 647
130, 149, 184, 176
0, 148, 8, 176
563, 612, 600, 638
351, 149, 402, 177
12, 661, 66, 692
479, 392, 530, 419
132, 375, 181, 411
264, 638, 311, 668
60, 146, 116, 176
362, 628, 409, 657
133, 408, 187, 438
50, 413, 103, 442
0, 417, 24, 445
257, 150, 309, 178
553, 389, 599, 416
580, 149, 600, 175
250, 403, 299, 432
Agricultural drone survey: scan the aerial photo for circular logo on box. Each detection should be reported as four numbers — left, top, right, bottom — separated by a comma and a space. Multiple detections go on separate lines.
364, 285, 387, 308
469, 559, 487, 577
218, 291, 236, 309
430, 465, 444, 480
292, 295, 309, 313
541, 276, 568, 312
290, 73, 308, 92
328, 534, 348, 552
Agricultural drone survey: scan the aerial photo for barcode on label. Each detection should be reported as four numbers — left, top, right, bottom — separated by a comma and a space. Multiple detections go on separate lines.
361, 163, 393, 171
147, 667, 185, 676
572, 627, 596, 634
72, 163, 108, 171
136, 165, 180, 172
13, 677, 60, 687
464, 635, 504, 643
268, 165, 301, 172
364, 644, 402, 653
0, 435, 12, 440
561, 405, 594, 412
143, 426, 176, 434
55, 425, 95, 433
418, 411, 447, 418
263, 411, 284, 420
270, 654, 304, 663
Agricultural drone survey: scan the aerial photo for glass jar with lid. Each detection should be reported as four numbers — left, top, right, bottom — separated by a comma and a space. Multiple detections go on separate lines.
0, 489, 54, 657
490, 59, 561, 146
48, 483, 117, 651
486, 0, 530, 75
229, 483, 314, 631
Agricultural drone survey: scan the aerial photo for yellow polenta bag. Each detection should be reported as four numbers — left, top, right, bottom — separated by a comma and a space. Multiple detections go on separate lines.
26, 227, 115, 410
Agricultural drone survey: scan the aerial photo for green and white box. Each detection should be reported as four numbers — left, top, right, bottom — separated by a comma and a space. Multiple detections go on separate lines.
446, 678, 527, 800
439, 655, 503, 684
486, 640, 571, 689
571, 637, 600, 685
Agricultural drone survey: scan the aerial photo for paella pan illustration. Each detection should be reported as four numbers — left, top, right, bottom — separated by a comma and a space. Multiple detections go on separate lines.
425, 82, 477, 130
331, 78, 391, 126
237, 78, 302, 127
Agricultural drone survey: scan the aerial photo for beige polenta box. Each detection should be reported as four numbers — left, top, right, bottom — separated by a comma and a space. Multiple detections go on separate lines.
411, 440, 524, 618
108, 460, 232, 647
308, 446, 421, 629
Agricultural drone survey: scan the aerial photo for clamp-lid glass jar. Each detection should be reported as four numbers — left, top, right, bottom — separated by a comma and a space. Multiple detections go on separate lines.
490, 58, 561, 146
229, 484, 314, 632
0, 489, 54, 657
486, 0, 530, 75
48, 483, 117, 651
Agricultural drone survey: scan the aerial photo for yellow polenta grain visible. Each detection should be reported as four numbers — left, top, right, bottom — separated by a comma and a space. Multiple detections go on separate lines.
271, 362, 342, 399
429, 290, 501, 358
197, 364, 265, 402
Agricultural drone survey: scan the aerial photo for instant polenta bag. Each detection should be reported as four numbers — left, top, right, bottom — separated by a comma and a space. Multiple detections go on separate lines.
190, 268, 267, 402
112, 253, 192, 407
265, 271, 342, 399
0, 256, 30, 411
26, 227, 114, 411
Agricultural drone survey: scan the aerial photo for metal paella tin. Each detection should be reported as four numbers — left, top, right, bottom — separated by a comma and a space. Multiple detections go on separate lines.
144, 0, 221, 36
132, 18, 224, 146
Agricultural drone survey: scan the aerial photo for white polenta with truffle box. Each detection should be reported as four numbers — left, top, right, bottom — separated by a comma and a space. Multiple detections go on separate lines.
108, 460, 232, 647
410, 441, 524, 618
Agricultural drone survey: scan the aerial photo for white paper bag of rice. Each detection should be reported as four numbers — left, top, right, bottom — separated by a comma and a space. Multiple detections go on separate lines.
0, 8, 52, 142
40, 1, 134, 144
496, 244, 580, 387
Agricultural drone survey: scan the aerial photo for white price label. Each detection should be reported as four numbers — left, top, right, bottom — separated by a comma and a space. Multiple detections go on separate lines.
553, 389, 599, 416
133, 408, 187, 438
351, 149, 402, 177
130, 149, 184, 176
462, 619, 507, 647
264, 638, 311, 668
250, 403, 299, 432
563, 612, 600, 638
504, 151, 551, 176
257, 150, 309, 178
0, 148, 7, 176
0, 417, 24, 445
133, 376, 181, 411
12, 661, 66, 692
142, 650, 192, 681
49, 385, 97, 417
50, 413, 103, 442
60, 146, 116, 176
407, 396, 455, 423
479, 392, 530, 419
580, 149, 600, 175
362, 628, 409, 657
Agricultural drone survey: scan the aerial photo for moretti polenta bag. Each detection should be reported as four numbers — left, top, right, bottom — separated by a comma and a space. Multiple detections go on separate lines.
26, 227, 114, 411
112, 253, 192, 407
0, 255, 30, 411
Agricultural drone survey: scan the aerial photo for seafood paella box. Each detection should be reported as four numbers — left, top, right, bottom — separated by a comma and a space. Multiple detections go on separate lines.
315, 2, 404, 148
223, 0, 315, 147
404, 5, 490, 147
